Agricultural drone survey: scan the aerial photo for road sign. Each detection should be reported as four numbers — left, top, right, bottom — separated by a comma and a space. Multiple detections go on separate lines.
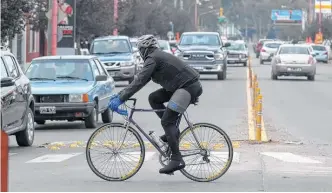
167, 31, 174, 40
315, 32, 323, 44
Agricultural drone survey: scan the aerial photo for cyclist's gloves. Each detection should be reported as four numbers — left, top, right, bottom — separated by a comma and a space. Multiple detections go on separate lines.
109, 95, 124, 111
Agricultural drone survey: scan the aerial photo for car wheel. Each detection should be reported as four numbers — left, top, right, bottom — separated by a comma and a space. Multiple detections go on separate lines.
85, 101, 98, 128
307, 75, 315, 81
101, 107, 113, 123
217, 70, 226, 80
243, 61, 247, 67
271, 72, 278, 80
36, 120, 46, 125
16, 108, 35, 146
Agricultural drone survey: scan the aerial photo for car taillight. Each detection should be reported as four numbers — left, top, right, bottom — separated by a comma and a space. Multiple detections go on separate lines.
261, 49, 266, 52
308, 56, 314, 64
324, 52, 328, 55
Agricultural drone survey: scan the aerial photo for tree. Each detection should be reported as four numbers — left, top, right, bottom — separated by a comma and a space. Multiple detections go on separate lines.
1, 0, 35, 43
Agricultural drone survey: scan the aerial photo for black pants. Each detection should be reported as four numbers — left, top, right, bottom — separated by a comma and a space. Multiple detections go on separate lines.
148, 81, 203, 160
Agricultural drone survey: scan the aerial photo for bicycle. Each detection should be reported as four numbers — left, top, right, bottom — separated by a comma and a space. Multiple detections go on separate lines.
86, 98, 234, 182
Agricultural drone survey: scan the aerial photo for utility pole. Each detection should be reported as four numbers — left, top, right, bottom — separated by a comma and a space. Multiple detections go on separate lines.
47, 0, 52, 55
319, 0, 322, 32
194, 0, 198, 30
113, 0, 118, 35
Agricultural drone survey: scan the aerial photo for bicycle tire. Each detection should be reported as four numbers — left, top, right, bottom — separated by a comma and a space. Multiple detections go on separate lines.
179, 122, 234, 182
86, 123, 145, 181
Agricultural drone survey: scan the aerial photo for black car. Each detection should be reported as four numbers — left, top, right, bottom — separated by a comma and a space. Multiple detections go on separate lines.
0, 48, 35, 146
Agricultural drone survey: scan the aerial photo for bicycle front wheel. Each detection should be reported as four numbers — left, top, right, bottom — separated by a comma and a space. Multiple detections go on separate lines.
86, 123, 145, 181
179, 123, 234, 182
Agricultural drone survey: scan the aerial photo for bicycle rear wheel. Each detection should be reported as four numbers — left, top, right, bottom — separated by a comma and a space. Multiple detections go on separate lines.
86, 123, 145, 181
179, 122, 233, 182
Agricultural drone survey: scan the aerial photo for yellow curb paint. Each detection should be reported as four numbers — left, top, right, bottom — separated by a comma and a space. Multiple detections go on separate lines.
246, 67, 268, 142
49, 146, 60, 150
69, 143, 79, 148
232, 141, 240, 148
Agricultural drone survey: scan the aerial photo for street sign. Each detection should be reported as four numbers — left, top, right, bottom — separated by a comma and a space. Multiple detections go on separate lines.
167, 31, 174, 40
315, 32, 323, 44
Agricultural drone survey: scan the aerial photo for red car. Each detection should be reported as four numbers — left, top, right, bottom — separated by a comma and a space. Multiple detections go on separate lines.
256, 39, 274, 58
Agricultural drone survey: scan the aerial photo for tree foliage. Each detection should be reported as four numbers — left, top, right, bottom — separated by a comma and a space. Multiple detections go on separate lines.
1, 0, 35, 43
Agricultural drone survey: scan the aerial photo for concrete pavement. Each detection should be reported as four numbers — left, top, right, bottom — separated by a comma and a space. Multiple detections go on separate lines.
7, 55, 332, 191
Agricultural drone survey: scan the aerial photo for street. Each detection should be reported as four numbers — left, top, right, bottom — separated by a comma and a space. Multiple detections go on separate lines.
7, 51, 332, 191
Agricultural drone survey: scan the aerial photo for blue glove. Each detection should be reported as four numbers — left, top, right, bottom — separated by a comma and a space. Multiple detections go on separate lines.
109, 95, 124, 111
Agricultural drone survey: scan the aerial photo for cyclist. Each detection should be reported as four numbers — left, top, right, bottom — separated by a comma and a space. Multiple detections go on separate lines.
109, 34, 203, 174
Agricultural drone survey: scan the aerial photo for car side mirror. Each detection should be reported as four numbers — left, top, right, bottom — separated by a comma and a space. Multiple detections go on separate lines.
95, 75, 107, 81
223, 42, 231, 47
1, 77, 15, 87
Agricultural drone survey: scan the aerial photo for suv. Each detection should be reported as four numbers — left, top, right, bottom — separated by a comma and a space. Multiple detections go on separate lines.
0, 46, 35, 146
175, 32, 230, 80
90, 36, 140, 84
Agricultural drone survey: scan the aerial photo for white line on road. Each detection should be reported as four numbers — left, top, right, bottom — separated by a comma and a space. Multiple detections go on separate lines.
9, 153, 17, 156
209, 152, 240, 163
26, 153, 82, 163
261, 152, 322, 164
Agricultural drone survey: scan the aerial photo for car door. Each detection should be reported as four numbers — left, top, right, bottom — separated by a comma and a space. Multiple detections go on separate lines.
0, 58, 18, 132
94, 59, 113, 111
89, 59, 104, 112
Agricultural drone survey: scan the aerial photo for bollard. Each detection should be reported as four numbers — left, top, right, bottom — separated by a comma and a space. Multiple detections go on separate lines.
252, 81, 258, 109
253, 87, 260, 119
249, 68, 253, 88
1, 131, 8, 192
255, 94, 263, 141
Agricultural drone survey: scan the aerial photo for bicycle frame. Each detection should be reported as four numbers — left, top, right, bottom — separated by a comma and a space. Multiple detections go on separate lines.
121, 98, 203, 158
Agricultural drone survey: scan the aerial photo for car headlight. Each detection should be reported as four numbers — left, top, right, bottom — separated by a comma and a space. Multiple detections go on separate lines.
120, 61, 134, 66
214, 53, 224, 60
239, 54, 246, 58
69, 94, 88, 103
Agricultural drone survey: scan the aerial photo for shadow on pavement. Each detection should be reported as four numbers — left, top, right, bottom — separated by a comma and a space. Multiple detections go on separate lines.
35, 121, 95, 131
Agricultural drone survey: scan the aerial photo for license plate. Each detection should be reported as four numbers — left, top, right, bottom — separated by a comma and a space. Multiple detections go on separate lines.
228, 60, 236, 63
194, 66, 204, 70
40, 106, 56, 114
109, 71, 116, 76
287, 67, 302, 71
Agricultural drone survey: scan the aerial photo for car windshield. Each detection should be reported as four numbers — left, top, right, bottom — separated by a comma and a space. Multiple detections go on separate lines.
227, 43, 245, 51
312, 45, 326, 51
179, 34, 220, 46
279, 47, 309, 55
265, 43, 282, 48
158, 40, 170, 50
26, 59, 94, 81
91, 39, 131, 54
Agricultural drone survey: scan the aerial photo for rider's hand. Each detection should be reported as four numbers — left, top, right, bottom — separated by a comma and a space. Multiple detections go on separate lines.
108, 95, 124, 111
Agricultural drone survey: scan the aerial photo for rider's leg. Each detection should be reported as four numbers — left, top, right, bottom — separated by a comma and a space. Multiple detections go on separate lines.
159, 108, 185, 174
148, 88, 173, 119
149, 88, 175, 142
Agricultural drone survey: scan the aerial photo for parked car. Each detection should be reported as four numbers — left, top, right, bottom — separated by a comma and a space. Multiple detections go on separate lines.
226, 41, 249, 66
25, 55, 115, 128
0, 47, 35, 146
271, 44, 316, 81
158, 40, 173, 54
310, 44, 329, 63
259, 41, 284, 64
90, 36, 141, 84
256, 39, 274, 58
175, 32, 230, 80
130, 37, 144, 71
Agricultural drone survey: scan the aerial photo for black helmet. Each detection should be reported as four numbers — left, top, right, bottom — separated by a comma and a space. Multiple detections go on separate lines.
137, 35, 158, 59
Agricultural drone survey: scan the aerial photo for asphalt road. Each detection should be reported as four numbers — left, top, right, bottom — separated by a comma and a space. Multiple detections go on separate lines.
7, 50, 332, 191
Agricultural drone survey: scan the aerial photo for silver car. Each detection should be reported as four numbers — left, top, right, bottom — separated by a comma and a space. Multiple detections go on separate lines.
259, 41, 283, 64
271, 44, 316, 81
158, 40, 173, 54
226, 41, 249, 66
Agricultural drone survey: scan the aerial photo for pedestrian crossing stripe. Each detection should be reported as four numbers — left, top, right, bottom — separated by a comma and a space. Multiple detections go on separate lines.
260, 152, 322, 164
26, 153, 82, 163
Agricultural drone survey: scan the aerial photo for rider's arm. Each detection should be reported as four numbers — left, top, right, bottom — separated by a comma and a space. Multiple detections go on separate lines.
118, 57, 156, 101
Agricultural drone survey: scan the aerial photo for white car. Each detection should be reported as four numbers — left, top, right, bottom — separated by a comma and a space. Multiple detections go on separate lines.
271, 44, 316, 81
158, 40, 172, 54
259, 41, 284, 64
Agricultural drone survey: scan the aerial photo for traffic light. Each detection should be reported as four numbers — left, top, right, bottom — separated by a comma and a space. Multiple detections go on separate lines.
219, 8, 223, 17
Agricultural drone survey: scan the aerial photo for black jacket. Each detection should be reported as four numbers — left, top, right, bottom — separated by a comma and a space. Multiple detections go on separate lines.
118, 48, 200, 101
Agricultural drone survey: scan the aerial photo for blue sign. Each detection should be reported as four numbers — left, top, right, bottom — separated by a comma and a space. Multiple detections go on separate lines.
271, 9, 302, 21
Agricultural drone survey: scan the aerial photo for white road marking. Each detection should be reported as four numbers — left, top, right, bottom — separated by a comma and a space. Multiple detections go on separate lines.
209, 152, 240, 163
9, 153, 17, 156
261, 152, 322, 164
26, 153, 82, 163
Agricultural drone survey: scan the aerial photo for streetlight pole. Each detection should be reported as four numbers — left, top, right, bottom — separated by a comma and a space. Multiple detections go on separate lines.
195, 0, 198, 30
51, 0, 58, 55
113, 0, 118, 35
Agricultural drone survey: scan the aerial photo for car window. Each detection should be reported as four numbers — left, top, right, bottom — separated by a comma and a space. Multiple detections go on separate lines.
227, 43, 245, 51
26, 59, 94, 81
279, 47, 309, 55
91, 39, 131, 54
179, 34, 220, 46
94, 59, 107, 76
2, 55, 19, 78
312, 45, 326, 51
265, 43, 282, 48
90, 60, 101, 76
158, 40, 170, 50
0, 58, 9, 79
